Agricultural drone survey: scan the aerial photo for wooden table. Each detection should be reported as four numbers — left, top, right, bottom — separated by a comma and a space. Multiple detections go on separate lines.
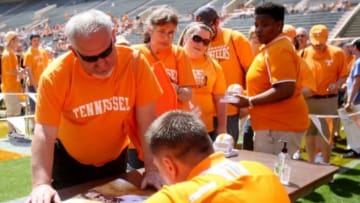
231, 150, 339, 202
58, 170, 146, 200
59, 150, 338, 202
11, 150, 339, 203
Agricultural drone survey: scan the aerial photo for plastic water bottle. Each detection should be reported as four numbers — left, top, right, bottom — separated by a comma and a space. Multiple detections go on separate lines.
274, 141, 291, 185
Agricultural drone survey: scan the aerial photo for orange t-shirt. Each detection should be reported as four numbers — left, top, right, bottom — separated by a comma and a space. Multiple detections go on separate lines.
35, 46, 162, 166
299, 57, 317, 92
23, 47, 49, 87
1, 48, 22, 93
145, 152, 290, 203
132, 44, 195, 110
207, 28, 254, 115
302, 45, 347, 95
190, 57, 226, 132
246, 35, 309, 131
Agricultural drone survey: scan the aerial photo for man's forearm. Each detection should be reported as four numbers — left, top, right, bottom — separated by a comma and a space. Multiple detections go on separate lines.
31, 124, 57, 187
136, 103, 158, 171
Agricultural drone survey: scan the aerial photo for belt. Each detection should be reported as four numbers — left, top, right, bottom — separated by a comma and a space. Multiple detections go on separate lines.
311, 94, 338, 99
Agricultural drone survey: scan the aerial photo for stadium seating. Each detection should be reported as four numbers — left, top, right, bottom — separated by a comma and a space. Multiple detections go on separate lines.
0, 0, 359, 48
225, 10, 344, 38
338, 7, 360, 38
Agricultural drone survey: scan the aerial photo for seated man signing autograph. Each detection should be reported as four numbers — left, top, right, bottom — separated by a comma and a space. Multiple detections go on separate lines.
27, 9, 164, 203
144, 110, 290, 203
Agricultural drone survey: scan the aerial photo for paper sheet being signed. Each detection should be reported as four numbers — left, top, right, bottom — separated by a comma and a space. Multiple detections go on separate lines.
64, 178, 153, 203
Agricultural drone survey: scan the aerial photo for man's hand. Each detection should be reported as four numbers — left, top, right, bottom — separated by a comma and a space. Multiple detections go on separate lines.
140, 170, 165, 190
26, 184, 61, 203
344, 102, 353, 113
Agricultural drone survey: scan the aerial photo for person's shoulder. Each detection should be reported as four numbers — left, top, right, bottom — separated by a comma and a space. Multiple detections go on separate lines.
1, 49, 10, 57
130, 44, 151, 56
42, 51, 73, 77
225, 28, 247, 40
131, 43, 147, 51
115, 44, 133, 53
267, 36, 293, 52
172, 44, 185, 53
327, 44, 345, 55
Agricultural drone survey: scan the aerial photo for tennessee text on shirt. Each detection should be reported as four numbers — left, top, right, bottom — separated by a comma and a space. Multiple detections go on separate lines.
72, 96, 130, 119
207, 45, 230, 60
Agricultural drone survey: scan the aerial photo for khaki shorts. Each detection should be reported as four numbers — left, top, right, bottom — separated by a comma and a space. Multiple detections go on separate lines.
306, 97, 338, 137
4, 94, 22, 116
254, 130, 305, 157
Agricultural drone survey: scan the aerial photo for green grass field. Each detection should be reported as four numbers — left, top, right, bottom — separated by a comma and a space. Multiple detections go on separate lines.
0, 157, 31, 202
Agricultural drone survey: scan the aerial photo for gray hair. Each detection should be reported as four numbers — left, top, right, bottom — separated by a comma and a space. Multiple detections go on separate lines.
65, 9, 113, 46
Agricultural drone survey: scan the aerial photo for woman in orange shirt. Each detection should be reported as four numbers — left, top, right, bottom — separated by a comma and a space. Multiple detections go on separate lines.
131, 7, 195, 168
178, 22, 227, 140
132, 7, 195, 115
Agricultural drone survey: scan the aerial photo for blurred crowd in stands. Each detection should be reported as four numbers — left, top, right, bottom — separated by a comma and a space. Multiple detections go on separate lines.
232, 0, 354, 19
0, 0, 355, 61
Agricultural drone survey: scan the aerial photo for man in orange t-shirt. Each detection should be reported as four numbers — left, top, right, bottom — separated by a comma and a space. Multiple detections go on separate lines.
145, 110, 290, 203
23, 33, 49, 115
301, 24, 347, 164
23, 33, 49, 90
27, 10, 164, 203
194, 6, 254, 143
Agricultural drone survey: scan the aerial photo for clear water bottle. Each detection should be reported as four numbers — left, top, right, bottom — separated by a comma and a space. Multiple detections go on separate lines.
274, 141, 291, 185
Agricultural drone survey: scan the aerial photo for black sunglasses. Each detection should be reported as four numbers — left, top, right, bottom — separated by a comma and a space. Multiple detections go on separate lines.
192, 35, 211, 46
76, 41, 113, 62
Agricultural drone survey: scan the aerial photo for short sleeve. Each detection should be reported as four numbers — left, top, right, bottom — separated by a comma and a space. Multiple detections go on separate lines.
134, 52, 163, 107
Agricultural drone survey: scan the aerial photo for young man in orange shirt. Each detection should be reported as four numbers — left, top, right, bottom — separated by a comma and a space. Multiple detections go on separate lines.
145, 110, 290, 203
228, 2, 309, 157
23, 33, 49, 90
27, 9, 164, 203
194, 6, 254, 144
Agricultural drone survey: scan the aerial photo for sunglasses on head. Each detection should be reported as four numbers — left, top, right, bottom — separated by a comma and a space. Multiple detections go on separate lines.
76, 41, 113, 62
192, 35, 211, 46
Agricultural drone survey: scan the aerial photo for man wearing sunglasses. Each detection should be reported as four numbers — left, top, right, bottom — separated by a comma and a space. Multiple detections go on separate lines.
194, 6, 254, 146
28, 9, 164, 203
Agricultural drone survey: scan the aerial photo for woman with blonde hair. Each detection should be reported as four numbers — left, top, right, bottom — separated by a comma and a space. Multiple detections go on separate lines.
178, 22, 227, 140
